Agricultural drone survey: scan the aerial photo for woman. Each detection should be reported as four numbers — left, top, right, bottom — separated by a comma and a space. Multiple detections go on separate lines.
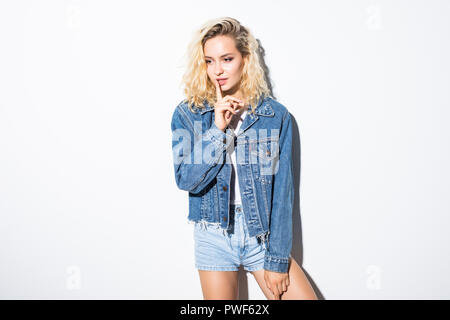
171, 17, 317, 300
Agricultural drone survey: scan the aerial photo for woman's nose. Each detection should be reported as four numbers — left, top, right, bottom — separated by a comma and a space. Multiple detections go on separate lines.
214, 63, 224, 74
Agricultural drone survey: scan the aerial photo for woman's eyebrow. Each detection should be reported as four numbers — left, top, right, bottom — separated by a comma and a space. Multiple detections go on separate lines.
204, 53, 234, 58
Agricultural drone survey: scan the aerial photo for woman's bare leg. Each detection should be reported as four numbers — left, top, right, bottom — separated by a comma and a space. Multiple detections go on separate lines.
250, 257, 318, 300
198, 270, 239, 300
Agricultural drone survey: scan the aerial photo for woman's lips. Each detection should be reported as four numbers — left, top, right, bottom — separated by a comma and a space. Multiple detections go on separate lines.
217, 79, 227, 85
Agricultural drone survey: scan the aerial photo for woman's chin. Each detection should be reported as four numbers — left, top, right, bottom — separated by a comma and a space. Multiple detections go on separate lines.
222, 83, 238, 94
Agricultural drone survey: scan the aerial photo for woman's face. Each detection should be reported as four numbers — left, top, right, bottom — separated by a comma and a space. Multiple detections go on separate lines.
203, 35, 245, 98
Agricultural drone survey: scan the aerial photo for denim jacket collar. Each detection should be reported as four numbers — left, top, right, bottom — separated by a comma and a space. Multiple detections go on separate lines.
197, 96, 275, 117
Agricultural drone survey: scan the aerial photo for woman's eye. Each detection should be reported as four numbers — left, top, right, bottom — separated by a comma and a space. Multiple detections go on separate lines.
205, 58, 233, 64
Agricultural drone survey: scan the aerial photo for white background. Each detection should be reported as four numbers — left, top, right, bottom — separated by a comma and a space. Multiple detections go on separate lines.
1, 0, 449, 299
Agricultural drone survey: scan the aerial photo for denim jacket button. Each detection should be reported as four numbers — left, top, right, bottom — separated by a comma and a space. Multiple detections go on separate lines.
222, 186, 227, 191
223, 138, 226, 144
266, 150, 271, 156
223, 216, 227, 221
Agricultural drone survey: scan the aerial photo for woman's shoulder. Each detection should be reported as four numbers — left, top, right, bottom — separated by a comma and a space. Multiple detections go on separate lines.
171, 99, 193, 120
171, 98, 208, 130
264, 96, 290, 118
173, 98, 208, 116
173, 98, 189, 112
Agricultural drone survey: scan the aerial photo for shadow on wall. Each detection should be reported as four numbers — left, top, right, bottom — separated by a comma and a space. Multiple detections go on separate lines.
235, 39, 325, 300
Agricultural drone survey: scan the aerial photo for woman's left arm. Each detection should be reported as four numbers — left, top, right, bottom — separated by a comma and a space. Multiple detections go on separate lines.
264, 110, 294, 274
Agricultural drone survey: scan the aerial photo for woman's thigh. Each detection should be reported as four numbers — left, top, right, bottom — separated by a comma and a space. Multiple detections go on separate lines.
193, 221, 240, 299
198, 270, 239, 300
193, 204, 264, 299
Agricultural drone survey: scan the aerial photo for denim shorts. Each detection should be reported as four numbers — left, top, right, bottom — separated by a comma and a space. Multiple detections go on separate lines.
193, 203, 266, 272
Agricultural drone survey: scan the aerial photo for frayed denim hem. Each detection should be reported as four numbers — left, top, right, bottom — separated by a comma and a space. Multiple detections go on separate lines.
188, 219, 270, 248
188, 219, 229, 236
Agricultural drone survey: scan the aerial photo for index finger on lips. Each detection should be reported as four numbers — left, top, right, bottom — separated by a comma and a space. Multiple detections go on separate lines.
215, 79, 223, 101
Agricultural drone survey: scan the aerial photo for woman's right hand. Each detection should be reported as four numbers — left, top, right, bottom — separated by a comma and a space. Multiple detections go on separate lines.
213, 79, 245, 132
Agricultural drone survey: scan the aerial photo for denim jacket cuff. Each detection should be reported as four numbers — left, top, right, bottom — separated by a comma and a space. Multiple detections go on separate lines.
263, 255, 290, 273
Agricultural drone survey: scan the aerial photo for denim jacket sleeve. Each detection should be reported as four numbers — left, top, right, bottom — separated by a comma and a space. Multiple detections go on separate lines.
171, 104, 234, 194
263, 110, 294, 273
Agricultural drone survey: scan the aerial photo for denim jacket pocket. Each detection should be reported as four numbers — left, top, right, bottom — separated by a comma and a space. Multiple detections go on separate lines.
250, 137, 279, 185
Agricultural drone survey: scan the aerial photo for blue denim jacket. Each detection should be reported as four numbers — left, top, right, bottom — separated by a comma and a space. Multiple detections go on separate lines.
171, 96, 294, 273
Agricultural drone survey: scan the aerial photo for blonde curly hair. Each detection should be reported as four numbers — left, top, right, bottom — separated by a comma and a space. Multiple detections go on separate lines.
180, 17, 271, 114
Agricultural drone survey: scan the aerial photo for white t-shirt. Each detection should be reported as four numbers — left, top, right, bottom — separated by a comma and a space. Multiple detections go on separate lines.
227, 108, 248, 205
